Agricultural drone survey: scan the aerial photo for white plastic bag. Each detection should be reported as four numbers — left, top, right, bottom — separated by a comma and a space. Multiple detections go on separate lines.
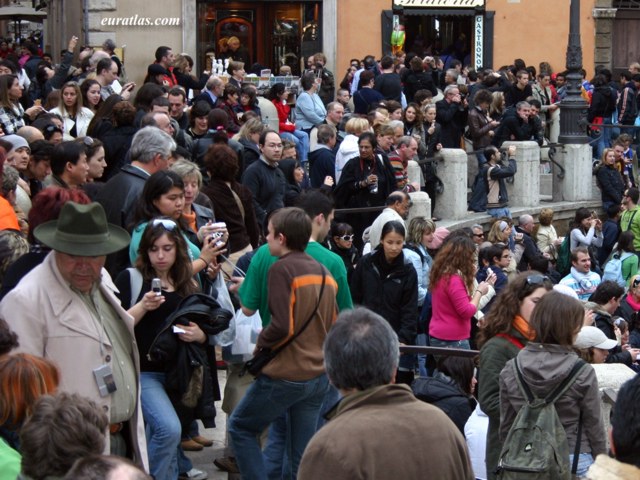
232, 309, 262, 357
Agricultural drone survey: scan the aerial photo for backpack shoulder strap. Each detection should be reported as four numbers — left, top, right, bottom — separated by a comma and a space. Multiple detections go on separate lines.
514, 357, 535, 403
495, 333, 525, 350
545, 359, 587, 405
127, 267, 143, 309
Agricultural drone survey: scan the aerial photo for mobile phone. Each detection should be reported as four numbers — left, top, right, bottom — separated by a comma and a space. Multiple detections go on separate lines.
151, 278, 162, 296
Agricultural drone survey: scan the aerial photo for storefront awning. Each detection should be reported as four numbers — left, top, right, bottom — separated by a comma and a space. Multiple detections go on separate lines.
393, 0, 484, 7
398, 8, 478, 16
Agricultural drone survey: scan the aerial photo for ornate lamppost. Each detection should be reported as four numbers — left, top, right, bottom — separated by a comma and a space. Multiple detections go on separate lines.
558, 0, 590, 144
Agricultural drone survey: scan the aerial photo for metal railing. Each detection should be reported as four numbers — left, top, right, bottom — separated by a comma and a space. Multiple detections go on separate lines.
400, 345, 479, 358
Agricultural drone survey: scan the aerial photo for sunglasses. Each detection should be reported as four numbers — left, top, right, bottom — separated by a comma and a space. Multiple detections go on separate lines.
152, 218, 177, 230
44, 124, 62, 134
526, 274, 549, 286
633, 277, 640, 288
473, 233, 484, 238
82, 136, 94, 146
338, 234, 354, 241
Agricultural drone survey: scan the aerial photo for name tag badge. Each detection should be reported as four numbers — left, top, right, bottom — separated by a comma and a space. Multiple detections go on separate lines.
93, 364, 117, 397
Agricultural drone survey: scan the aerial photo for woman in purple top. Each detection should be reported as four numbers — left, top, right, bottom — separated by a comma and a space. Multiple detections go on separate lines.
428, 235, 494, 349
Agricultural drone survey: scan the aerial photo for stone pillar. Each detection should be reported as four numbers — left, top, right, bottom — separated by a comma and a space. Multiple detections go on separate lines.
257, 98, 279, 132
407, 159, 422, 188
592, 6, 617, 71
552, 143, 593, 202
592, 363, 636, 451
435, 149, 468, 220
504, 141, 540, 209
408, 191, 431, 222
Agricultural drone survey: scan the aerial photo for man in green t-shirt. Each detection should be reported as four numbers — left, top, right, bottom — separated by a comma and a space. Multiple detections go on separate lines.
214, 190, 352, 475
235, 190, 352, 326
621, 187, 640, 251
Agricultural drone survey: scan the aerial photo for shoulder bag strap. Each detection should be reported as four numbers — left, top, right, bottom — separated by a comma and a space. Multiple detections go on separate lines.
572, 411, 583, 475
545, 359, 587, 405
271, 267, 327, 355
127, 268, 144, 309
229, 185, 246, 221
513, 357, 535, 403
495, 333, 525, 350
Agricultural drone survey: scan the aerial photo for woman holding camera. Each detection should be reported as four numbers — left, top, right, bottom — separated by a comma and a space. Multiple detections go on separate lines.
128, 170, 224, 277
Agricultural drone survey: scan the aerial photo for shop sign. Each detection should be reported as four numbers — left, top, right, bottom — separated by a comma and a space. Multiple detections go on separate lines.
474, 15, 483, 70
393, 0, 484, 7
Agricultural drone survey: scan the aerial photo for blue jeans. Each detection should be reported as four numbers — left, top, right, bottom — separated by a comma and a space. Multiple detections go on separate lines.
141, 372, 182, 480
487, 207, 511, 220
428, 337, 471, 350
281, 130, 310, 163
569, 453, 594, 477
316, 384, 340, 430
228, 373, 329, 480
416, 333, 428, 377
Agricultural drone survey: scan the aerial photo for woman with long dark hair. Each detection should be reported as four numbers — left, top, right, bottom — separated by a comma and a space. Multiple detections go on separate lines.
115, 220, 206, 480
350, 220, 418, 385
477, 272, 553, 479
0, 74, 41, 134
80, 79, 101, 113
569, 207, 603, 271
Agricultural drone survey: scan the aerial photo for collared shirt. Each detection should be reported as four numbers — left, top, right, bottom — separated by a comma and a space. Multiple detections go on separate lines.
75, 283, 137, 423
206, 89, 218, 105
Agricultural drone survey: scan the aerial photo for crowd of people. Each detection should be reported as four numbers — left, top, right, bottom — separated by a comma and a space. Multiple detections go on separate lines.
0, 36, 638, 480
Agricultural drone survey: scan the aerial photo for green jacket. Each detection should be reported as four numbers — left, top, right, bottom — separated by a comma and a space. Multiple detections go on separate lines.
477, 327, 529, 480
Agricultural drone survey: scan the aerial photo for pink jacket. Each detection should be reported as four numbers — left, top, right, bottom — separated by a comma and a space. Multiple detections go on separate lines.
429, 274, 477, 341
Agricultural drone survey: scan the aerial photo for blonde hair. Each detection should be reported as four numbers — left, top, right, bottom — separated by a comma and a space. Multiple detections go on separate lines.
345, 117, 370, 136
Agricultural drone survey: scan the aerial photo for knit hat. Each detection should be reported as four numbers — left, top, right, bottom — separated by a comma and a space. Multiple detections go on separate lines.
3, 135, 30, 154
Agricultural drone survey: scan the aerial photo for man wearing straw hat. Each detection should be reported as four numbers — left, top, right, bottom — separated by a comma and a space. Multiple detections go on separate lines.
0, 201, 148, 470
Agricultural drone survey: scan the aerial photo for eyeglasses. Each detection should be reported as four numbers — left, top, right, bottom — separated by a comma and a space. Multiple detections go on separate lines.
526, 274, 549, 286
152, 218, 177, 230
338, 234, 354, 241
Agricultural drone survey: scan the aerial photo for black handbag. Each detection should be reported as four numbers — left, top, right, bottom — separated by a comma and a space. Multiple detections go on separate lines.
241, 269, 326, 377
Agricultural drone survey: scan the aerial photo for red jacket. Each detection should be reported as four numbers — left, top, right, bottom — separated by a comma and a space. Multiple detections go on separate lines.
272, 99, 296, 133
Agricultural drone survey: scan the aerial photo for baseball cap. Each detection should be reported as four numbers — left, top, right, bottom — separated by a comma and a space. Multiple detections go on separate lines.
574, 326, 618, 350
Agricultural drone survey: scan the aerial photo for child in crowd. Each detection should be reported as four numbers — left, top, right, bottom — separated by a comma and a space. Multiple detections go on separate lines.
617, 133, 637, 188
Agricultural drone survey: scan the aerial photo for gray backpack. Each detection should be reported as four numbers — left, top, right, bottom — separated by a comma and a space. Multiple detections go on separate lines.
497, 358, 587, 480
